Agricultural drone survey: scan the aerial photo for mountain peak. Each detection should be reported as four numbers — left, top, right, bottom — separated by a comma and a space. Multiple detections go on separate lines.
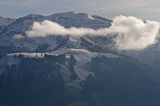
22, 14, 45, 19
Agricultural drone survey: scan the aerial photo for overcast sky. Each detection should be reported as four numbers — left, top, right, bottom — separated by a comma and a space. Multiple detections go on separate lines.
0, 0, 160, 20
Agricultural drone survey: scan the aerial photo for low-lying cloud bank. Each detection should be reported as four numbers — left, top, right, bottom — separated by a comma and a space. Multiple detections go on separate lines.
26, 20, 109, 38
16, 16, 160, 50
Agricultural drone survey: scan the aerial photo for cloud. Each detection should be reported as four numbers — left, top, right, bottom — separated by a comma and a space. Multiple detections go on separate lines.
110, 16, 160, 50
26, 20, 109, 38
24, 15, 160, 50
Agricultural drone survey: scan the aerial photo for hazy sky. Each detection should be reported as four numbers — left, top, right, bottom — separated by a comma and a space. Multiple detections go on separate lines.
0, 0, 160, 20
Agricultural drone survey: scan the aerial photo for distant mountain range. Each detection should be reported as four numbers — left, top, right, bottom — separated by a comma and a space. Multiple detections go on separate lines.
0, 12, 160, 106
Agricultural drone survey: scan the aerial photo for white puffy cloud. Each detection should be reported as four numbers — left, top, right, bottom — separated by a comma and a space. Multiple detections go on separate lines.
26, 20, 109, 38
110, 16, 160, 50
25, 15, 160, 50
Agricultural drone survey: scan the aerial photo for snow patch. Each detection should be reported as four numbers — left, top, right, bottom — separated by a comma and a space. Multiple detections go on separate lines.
88, 15, 95, 20
51, 48, 119, 81
7, 53, 45, 58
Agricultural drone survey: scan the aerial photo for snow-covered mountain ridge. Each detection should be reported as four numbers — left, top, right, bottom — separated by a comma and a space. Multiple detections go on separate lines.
1, 12, 160, 106
0, 12, 160, 71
